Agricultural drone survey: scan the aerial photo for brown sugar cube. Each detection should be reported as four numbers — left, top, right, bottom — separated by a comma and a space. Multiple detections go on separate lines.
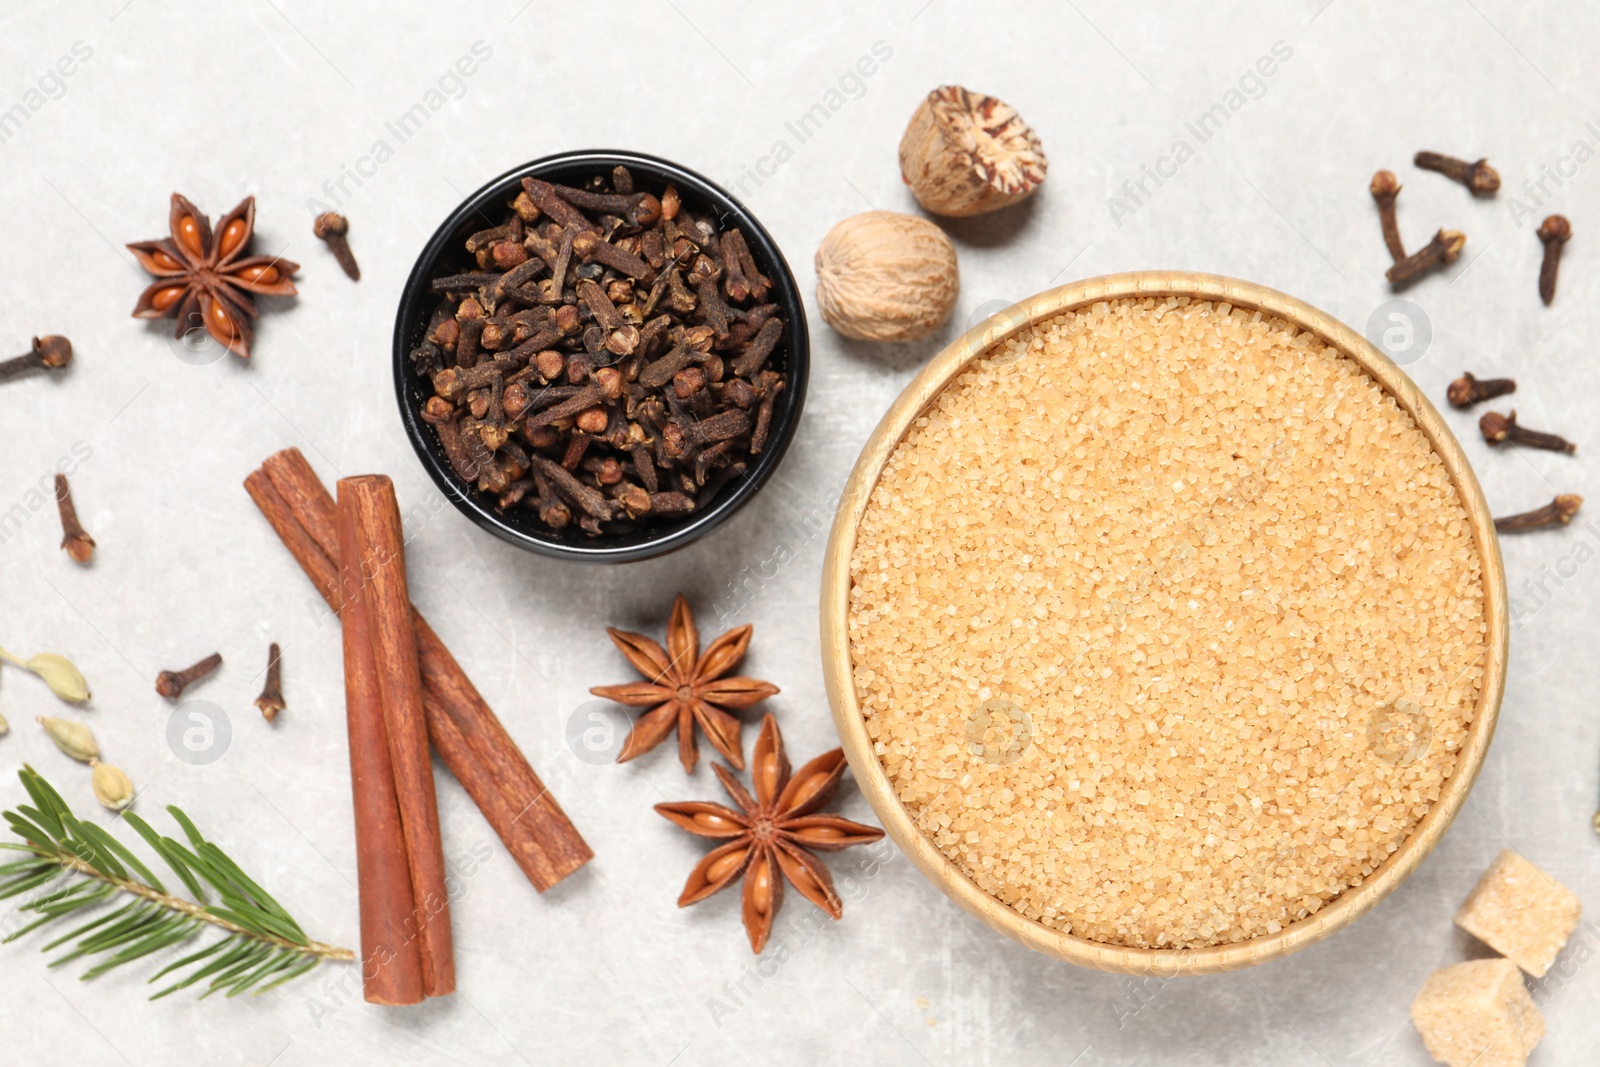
1454, 850, 1582, 977
1411, 958, 1544, 1067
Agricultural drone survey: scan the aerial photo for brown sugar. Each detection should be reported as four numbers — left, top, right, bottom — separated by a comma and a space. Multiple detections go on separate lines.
1411, 958, 1543, 1067
847, 297, 1487, 948
1455, 850, 1582, 977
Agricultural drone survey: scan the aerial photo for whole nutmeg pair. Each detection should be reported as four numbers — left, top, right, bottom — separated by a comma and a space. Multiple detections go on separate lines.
816, 85, 1046, 343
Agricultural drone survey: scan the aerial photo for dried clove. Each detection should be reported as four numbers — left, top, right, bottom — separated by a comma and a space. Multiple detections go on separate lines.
1386, 229, 1466, 287
1479, 410, 1576, 453
1537, 214, 1570, 306
1495, 494, 1582, 532
155, 652, 222, 700
0, 335, 72, 384
1447, 372, 1515, 408
520, 178, 598, 233
554, 184, 662, 229
1414, 151, 1500, 196
751, 377, 784, 455
1369, 170, 1406, 263
254, 643, 285, 722
313, 212, 361, 281
54, 474, 94, 563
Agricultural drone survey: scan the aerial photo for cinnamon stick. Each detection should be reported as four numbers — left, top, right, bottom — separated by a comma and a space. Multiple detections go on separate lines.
339, 476, 456, 997
245, 449, 592, 890
243, 470, 339, 603
335, 483, 426, 1006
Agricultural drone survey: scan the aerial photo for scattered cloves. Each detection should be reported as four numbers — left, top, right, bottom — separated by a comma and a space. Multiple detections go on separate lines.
255, 643, 285, 723
1386, 229, 1466, 287
1537, 214, 1570, 306
1495, 494, 1583, 532
0, 335, 72, 384
1447, 372, 1516, 408
155, 651, 222, 700
1414, 151, 1500, 196
313, 212, 361, 281
1370, 170, 1406, 263
1479, 410, 1576, 453
54, 474, 94, 563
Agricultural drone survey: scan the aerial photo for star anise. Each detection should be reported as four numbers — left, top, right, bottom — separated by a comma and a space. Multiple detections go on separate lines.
592, 594, 777, 774
128, 193, 299, 359
655, 714, 884, 953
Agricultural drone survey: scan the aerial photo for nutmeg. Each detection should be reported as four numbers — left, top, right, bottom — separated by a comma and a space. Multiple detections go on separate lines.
898, 85, 1047, 217
814, 213, 959, 342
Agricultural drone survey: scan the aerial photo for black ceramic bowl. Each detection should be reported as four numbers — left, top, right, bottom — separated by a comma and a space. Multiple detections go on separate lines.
393, 150, 809, 563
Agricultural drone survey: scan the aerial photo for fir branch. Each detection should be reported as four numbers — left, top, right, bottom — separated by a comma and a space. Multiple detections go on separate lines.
2, 765, 351, 999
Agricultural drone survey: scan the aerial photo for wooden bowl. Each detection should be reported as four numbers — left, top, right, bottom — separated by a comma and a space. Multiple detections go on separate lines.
820, 272, 1509, 976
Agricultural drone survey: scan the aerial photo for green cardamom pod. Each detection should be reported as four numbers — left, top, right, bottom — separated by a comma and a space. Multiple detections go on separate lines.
36, 715, 99, 762
0, 646, 91, 703
89, 759, 134, 811
24, 653, 91, 703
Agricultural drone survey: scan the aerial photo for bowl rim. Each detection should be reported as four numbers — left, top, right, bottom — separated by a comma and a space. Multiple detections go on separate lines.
392, 148, 809, 564
819, 271, 1509, 976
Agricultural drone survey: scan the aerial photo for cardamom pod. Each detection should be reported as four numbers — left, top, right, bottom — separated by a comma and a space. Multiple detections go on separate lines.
24, 653, 91, 703
0, 709, 8, 735
0, 646, 91, 703
37, 715, 99, 762
89, 759, 135, 811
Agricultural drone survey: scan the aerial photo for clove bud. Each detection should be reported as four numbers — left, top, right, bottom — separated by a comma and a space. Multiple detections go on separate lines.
155, 652, 222, 700
1369, 170, 1405, 263
1479, 410, 1576, 453
1414, 151, 1500, 196
55, 474, 94, 563
1495, 494, 1582, 532
1447, 372, 1515, 408
1537, 215, 1571, 306
0, 335, 72, 384
313, 212, 361, 281
254, 643, 285, 723
1386, 229, 1465, 287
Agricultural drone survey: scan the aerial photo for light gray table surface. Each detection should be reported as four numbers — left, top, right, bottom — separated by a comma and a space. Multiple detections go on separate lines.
1, 2, 1596, 1064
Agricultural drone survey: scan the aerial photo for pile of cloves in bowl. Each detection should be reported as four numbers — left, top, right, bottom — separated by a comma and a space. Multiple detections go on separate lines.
409, 166, 790, 538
